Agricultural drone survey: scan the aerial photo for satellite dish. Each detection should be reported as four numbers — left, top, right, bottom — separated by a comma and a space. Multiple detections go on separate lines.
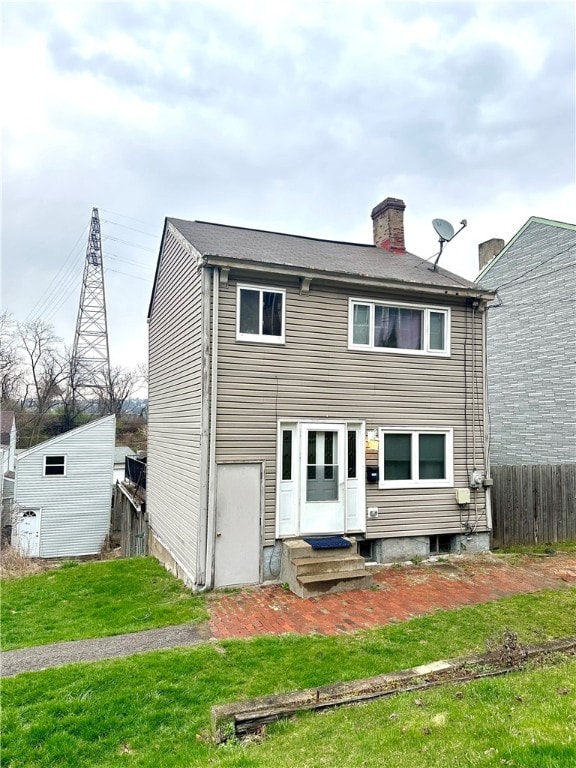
429, 217, 468, 272
432, 218, 455, 242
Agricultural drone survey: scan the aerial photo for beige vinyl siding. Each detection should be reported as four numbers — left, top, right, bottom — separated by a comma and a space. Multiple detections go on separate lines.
215, 271, 487, 545
13, 416, 115, 557
147, 225, 204, 584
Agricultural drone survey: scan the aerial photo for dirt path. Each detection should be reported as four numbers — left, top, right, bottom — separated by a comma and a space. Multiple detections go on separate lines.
1, 623, 212, 678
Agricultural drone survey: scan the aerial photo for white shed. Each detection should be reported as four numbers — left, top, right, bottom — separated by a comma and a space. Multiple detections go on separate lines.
13, 415, 116, 558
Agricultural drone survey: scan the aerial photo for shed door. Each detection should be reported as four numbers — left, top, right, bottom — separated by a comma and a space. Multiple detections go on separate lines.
214, 463, 261, 587
14, 508, 41, 557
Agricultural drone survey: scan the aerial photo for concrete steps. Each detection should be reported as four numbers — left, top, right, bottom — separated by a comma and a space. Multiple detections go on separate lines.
280, 538, 373, 598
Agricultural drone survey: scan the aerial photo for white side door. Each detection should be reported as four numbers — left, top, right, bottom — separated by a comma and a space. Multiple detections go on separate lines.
13, 508, 41, 557
214, 463, 261, 587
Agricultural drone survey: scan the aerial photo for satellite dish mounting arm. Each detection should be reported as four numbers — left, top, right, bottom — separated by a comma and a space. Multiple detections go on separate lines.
430, 219, 468, 272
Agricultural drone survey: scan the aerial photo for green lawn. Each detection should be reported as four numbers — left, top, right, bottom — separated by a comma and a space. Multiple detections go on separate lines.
0, 557, 208, 650
2, 588, 575, 767
492, 540, 576, 555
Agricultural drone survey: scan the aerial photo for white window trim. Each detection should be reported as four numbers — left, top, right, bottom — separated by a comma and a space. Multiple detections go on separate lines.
378, 427, 453, 489
348, 298, 450, 356
275, 419, 366, 538
43, 454, 67, 477
236, 284, 286, 344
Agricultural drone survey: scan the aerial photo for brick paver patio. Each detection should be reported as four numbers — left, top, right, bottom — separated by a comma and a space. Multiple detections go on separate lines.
209, 553, 576, 639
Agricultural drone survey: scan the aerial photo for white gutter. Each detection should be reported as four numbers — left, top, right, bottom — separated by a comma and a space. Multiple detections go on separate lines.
202, 254, 495, 302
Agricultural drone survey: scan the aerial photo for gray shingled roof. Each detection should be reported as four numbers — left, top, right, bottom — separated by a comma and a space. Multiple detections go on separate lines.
168, 219, 477, 290
114, 446, 136, 464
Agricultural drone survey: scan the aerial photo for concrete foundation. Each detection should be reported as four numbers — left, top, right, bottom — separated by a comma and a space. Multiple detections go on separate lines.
451, 532, 491, 555
371, 533, 491, 563
149, 530, 196, 589
373, 536, 430, 563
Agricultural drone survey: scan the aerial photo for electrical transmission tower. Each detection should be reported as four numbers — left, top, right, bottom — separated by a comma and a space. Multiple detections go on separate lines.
71, 207, 111, 407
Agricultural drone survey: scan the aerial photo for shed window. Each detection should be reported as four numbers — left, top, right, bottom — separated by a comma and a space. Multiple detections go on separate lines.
44, 455, 66, 476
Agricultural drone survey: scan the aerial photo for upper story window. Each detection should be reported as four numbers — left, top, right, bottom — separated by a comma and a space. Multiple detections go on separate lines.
44, 455, 66, 476
237, 285, 285, 344
349, 299, 450, 356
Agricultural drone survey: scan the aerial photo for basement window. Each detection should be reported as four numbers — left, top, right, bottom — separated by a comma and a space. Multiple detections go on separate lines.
44, 455, 66, 476
430, 534, 452, 555
358, 540, 374, 560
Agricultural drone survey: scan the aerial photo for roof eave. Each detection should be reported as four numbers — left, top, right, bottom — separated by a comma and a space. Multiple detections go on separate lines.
201, 254, 495, 301
16, 415, 116, 460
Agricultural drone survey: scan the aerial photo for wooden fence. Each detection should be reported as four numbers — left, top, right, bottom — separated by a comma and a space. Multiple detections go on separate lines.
112, 483, 148, 557
491, 464, 576, 548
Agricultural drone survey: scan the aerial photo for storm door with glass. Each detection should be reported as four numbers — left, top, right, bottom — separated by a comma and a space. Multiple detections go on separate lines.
299, 424, 346, 534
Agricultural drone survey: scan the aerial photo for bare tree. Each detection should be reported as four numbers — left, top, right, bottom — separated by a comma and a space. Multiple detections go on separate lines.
0, 312, 26, 405
17, 320, 68, 440
101, 365, 142, 417
58, 347, 94, 431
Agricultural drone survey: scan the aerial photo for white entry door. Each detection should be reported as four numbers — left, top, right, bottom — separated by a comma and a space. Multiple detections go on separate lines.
13, 508, 41, 557
214, 463, 261, 587
299, 424, 346, 535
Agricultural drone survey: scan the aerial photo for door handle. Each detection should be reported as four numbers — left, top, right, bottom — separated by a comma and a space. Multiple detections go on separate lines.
216, 531, 222, 537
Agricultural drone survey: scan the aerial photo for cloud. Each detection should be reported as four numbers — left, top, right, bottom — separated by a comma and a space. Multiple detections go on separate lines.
2, 0, 574, 368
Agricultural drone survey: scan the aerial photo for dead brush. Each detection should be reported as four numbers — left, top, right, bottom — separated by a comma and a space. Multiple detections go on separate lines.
0, 545, 44, 579
486, 627, 528, 668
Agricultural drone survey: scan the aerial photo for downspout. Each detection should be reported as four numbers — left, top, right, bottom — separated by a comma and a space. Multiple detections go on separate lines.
204, 266, 220, 590
197, 266, 212, 588
482, 305, 493, 532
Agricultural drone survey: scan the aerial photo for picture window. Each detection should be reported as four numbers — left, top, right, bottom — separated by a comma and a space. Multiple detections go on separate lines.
378, 429, 453, 488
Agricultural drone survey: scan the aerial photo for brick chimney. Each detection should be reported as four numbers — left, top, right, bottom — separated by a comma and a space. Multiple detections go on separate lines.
371, 197, 406, 253
478, 237, 505, 270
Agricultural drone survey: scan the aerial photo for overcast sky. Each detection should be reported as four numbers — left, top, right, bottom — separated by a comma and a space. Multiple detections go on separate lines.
2, 0, 575, 373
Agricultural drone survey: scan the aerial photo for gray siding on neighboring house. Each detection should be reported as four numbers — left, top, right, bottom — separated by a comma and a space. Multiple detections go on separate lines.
214, 271, 488, 545
478, 220, 576, 464
147, 225, 205, 584
13, 416, 115, 557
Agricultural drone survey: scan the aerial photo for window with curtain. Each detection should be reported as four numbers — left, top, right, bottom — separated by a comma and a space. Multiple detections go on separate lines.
349, 300, 449, 355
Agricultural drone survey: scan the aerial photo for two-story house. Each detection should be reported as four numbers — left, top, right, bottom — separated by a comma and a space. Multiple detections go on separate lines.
147, 197, 494, 591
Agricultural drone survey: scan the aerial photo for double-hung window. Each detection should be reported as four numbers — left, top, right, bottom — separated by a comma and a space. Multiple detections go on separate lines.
349, 299, 449, 355
44, 455, 66, 476
378, 428, 453, 488
237, 285, 285, 343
